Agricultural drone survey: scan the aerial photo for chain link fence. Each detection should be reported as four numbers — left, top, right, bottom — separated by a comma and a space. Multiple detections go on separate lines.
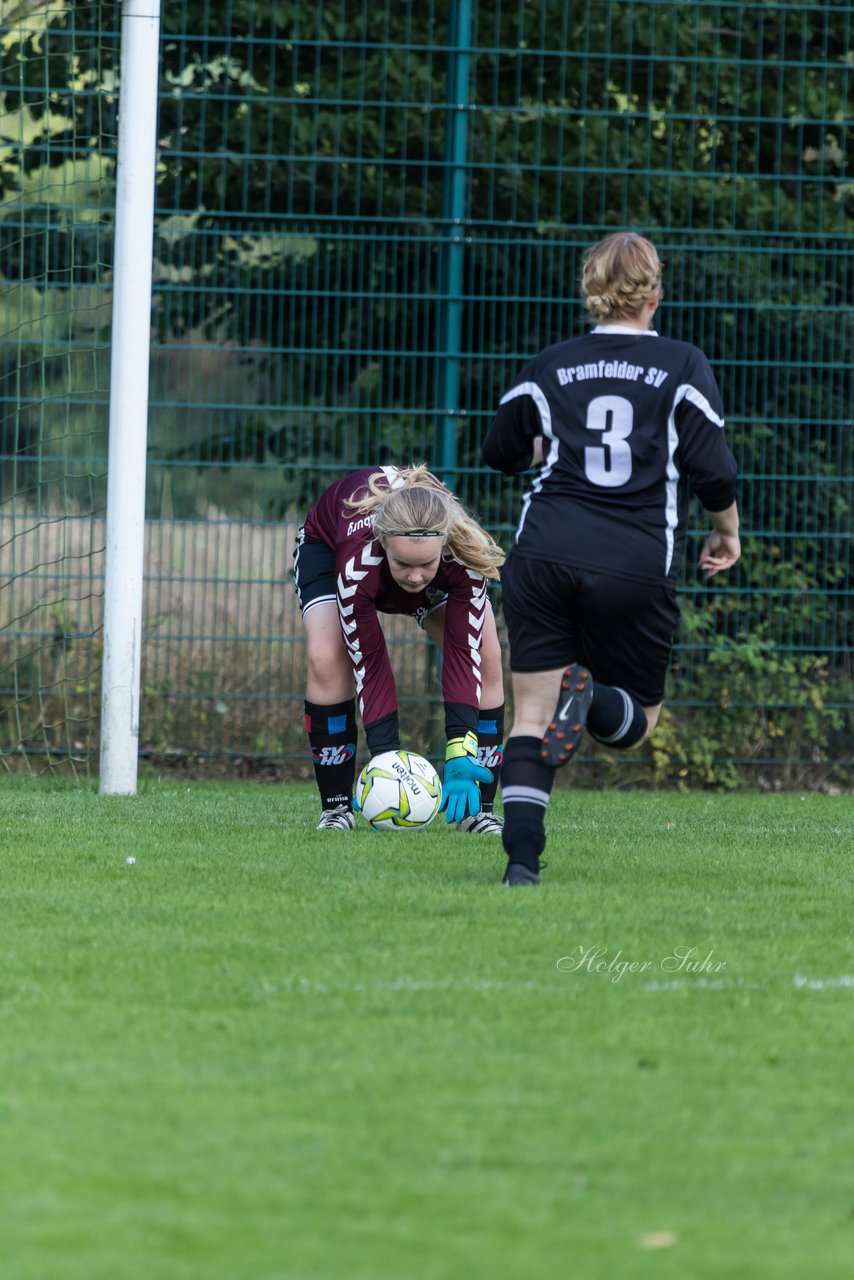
1, 1, 851, 786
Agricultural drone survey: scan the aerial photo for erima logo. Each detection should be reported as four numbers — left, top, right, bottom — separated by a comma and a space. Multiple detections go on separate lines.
346, 514, 376, 537
312, 744, 356, 765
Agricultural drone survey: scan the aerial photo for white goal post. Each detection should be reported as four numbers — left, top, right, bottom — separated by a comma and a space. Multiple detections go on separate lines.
99, 1, 162, 795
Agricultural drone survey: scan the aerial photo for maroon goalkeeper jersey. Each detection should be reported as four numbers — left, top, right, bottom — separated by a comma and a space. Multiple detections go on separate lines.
302, 467, 488, 734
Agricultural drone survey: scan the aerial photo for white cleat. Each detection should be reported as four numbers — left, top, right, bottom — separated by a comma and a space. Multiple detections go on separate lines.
456, 811, 504, 836
316, 805, 355, 831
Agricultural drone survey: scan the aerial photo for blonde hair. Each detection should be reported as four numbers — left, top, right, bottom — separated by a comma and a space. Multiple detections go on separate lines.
345, 465, 505, 580
581, 232, 662, 322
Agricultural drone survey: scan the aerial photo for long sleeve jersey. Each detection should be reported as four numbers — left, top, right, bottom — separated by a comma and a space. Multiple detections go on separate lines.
482, 327, 738, 585
302, 467, 487, 740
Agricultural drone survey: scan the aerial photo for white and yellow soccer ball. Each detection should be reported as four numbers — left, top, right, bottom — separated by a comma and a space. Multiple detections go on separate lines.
356, 750, 442, 831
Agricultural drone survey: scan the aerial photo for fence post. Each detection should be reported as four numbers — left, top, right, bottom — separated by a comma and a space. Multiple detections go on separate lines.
434, 0, 472, 490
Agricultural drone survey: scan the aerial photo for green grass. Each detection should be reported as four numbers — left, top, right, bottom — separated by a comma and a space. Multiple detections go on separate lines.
1, 780, 852, 1279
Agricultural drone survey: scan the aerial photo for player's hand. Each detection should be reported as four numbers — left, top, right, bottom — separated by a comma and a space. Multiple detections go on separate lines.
698, 531, 741, 578
440, 751, 493, 823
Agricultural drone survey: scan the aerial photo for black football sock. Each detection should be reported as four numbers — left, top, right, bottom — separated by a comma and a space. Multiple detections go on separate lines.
304, 698, 358, 810
587, 683, 649, 749
475, 704, 505, 812
500, 735, 555, 871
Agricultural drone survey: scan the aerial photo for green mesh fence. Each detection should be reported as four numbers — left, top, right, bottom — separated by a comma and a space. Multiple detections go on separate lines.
0, 1, 116, 774
1, 1, 851, 785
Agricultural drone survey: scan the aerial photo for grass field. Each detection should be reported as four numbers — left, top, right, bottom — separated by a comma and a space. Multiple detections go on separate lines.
1, 778, 851, 1279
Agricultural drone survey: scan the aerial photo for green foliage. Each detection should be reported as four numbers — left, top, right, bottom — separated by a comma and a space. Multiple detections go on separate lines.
644, 621, 852, 790
0, 2, 116, 278
1, 1, 850, 779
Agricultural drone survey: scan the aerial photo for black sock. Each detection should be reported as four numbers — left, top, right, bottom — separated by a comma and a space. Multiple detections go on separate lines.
476, 704, 505, 812
587, 683, 648, 748
305, 698, 358, 810
500, 735, 555, 871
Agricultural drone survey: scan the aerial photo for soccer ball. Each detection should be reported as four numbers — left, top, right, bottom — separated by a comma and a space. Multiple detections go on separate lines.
356, 750, 442, 831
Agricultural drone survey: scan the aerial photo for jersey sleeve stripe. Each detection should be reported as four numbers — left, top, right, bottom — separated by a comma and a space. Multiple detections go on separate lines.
500, 381, 557, 542
663, 380, 722, 576
681, 382, 725, 428
664, 387, 687, 577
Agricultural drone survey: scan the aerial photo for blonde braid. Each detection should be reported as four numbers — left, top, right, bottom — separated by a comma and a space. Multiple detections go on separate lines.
581, 231, 662, 322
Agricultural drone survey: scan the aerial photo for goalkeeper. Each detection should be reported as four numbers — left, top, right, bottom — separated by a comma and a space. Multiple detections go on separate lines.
294, 465, 506, 833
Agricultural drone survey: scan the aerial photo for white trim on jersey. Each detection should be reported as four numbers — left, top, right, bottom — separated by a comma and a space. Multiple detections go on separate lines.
680, 383, 725, 429
498, 381, 557, 542
664, 398, 682, 577
380, 465, 405, 489
336, 540, 385, 713
590, 325, 659, 336
664, 382, 727, 576
464, 571, 488, 704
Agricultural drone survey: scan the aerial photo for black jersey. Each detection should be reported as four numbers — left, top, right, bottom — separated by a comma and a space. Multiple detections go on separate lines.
482, 326, 738, 585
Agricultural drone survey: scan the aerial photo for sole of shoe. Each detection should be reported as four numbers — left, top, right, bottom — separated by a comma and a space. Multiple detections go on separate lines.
541, 664, 593, 767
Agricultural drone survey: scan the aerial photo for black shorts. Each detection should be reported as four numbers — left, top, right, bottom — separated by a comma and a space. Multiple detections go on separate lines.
293, 529, 336, 617
500, 551, 680, 706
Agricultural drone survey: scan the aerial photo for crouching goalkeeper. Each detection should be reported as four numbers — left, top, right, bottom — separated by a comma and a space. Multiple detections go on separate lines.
293, 465, 506, 834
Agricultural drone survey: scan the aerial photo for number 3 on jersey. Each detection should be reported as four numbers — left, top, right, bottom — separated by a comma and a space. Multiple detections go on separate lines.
584, 394, 633, 487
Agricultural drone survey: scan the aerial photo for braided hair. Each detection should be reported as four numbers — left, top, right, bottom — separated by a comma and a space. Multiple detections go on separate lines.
581, 232, 662, 323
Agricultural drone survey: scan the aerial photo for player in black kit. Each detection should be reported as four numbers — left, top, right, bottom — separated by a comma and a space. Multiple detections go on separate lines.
483, 231, 741, 885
